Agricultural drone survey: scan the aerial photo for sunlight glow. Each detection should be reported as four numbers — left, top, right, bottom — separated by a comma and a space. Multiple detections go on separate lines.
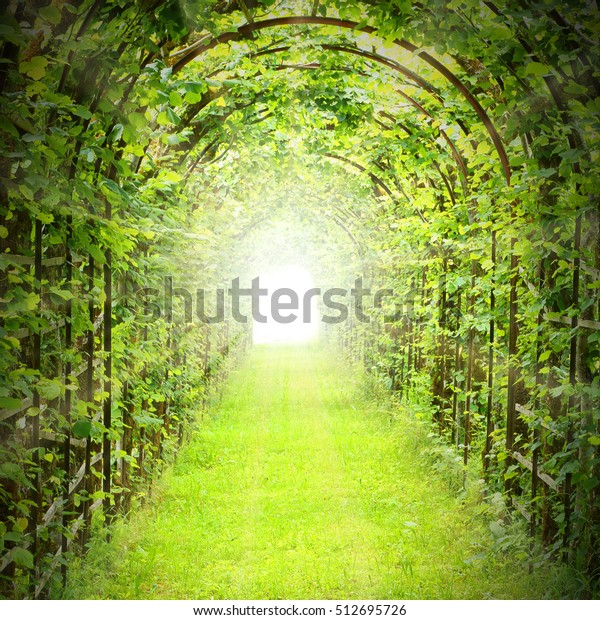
253, 266, 319, 345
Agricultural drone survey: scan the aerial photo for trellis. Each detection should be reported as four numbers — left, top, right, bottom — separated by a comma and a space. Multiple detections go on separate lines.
0, 213, 247, 597
1, 0, 598, 598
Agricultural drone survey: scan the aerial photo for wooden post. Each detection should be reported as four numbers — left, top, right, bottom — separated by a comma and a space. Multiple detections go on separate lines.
406, 279, 414, 393
122, 382, 132, 514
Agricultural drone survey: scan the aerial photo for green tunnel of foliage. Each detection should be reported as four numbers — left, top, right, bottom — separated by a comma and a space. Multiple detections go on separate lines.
0, 0, 599, 598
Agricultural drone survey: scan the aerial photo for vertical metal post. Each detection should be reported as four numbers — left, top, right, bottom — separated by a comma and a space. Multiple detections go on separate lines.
178, 353, 186, 447
121, 382, 132, 512
532, 300, 544, 538
406, 312, 413, 392
437, 260, 448, 429
452, 289, 462, 448
203, 323, 210, 408
31, 217, 42, 587
160, 276, 173, 461
564, 213, 582, 549
464, 259, 477, 467
398, 318, 406, 399
505, 232, 519, 493
102, 201, 112, 519
484, 229, 496, 472
418, 266, 427, 372
82, 254, 94, 546
61, 216, 73, 583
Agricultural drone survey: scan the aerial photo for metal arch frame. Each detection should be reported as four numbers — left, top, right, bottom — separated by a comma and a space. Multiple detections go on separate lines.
156, 86, 461, 223
136, 12, 518, 521
244, 44, 470, 187
162, 7, 588, 539
175, 100, 445, 226
170, 43, 469, 191
177, 116, 444, 282
183, 131, 397, 230
167, 22, 511, 484
172, 35, 479, 191
176, 115, 379, 253
170, 15, 511, 184
157, 64, 466, 215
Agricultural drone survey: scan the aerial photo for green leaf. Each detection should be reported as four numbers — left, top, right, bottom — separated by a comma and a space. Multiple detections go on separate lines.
36, 377, 62, 401
38, 212, 54, 225
549, 383, 575, 398
72, 418, 92, 439
0, 397, 21, 409
0, 463, 34, 488
73, 105, 92, 120
12, 548, 34, 569
49, 286, 74, 301
0, 115, 18, 138
88, 244, 105, 264
166, 107, 180, 124
127, 112, 147, 128
20, 56, 48, 80
581, 476, 599, 491
0, 23, 23, 45
25, 293, 40, 310
81, 147, 96, 163
157, 107, 181, 126
561, 460, 580, 475
39, 5, 62, 24
538, 350, 551, 363
588, 435, 600, 446
525, 62, 550, 77
169, 91, 183, 107
19, 184, 34, 200
564, 82, 587, 96
22, 132, 45, 143
184, 90, 204, 105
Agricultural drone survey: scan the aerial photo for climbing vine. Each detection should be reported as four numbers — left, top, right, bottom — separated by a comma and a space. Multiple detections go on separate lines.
0, 0, 598, 598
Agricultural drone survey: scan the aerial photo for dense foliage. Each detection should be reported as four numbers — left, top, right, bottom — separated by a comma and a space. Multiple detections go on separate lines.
0, 0, 598, 598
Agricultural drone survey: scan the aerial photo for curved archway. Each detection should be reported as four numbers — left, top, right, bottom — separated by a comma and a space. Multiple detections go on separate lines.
0, 0, 597, 598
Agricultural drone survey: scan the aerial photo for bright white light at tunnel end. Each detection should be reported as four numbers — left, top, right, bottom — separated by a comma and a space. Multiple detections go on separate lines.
253, 265, 320, 345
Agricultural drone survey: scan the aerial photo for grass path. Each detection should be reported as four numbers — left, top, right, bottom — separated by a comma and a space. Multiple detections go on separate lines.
68, 344, 557, 599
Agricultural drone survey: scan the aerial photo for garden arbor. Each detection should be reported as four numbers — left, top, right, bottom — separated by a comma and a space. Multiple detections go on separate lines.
0, 0, 598, 597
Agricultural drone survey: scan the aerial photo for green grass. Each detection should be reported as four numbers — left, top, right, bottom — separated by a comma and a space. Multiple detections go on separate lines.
65, 344, 564, 599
